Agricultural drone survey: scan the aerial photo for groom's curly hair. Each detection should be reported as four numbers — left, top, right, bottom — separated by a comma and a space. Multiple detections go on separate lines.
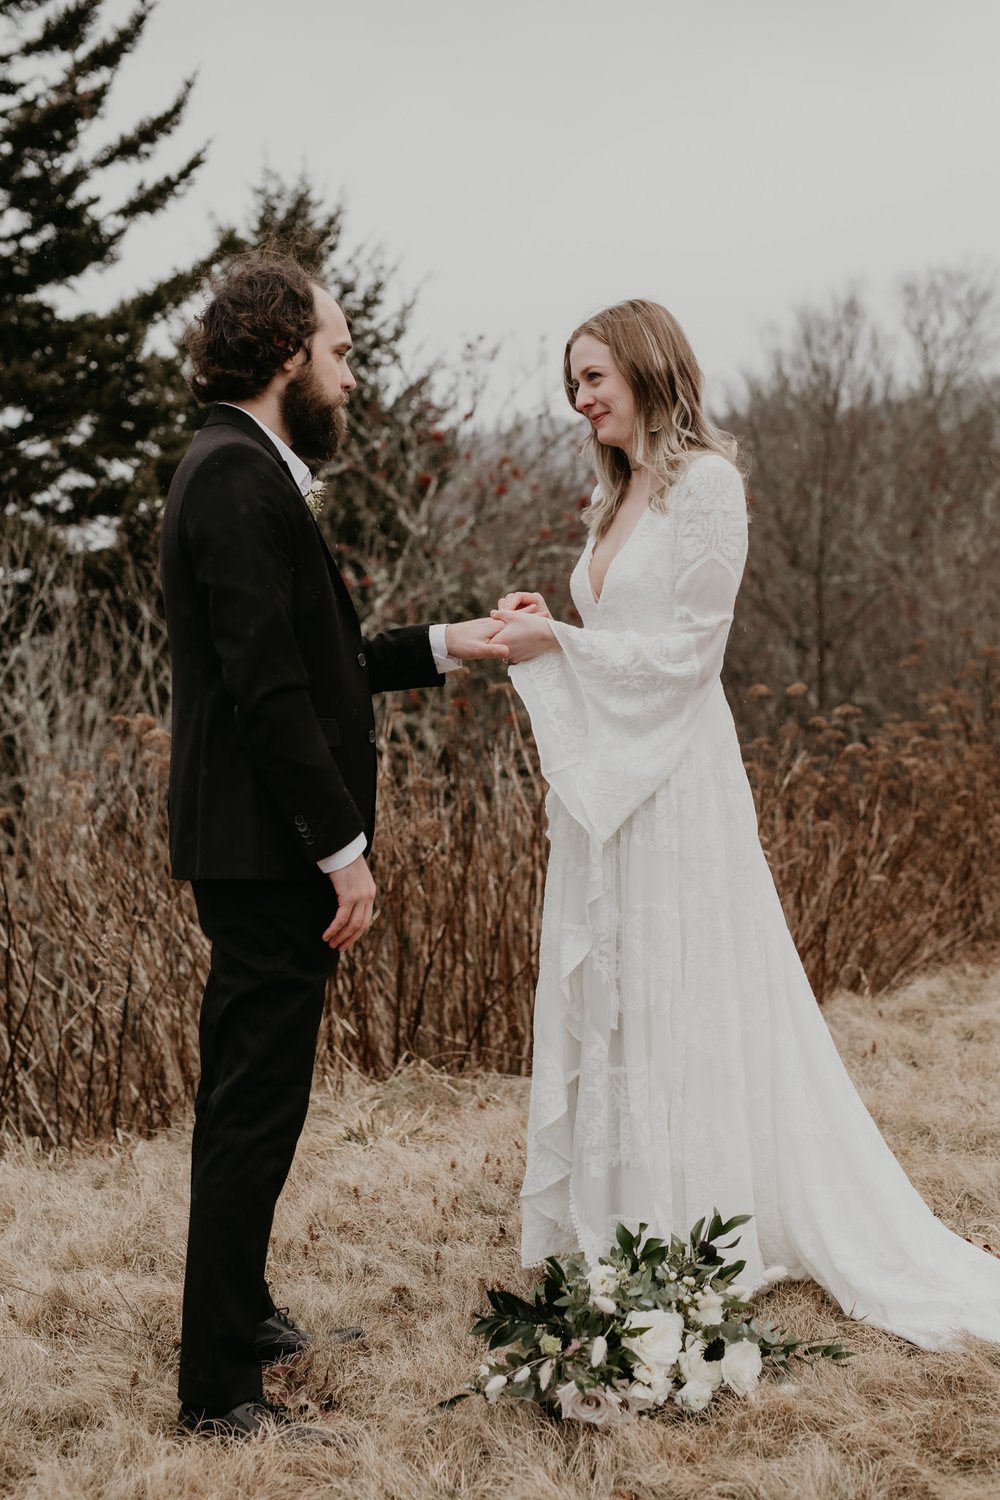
185, 255, 321, 403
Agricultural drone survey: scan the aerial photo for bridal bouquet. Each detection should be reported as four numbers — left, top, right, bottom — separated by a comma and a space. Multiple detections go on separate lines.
450, 1213, 849, 1426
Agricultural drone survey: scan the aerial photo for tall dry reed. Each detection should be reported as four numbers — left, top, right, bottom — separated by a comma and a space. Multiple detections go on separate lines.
320, 699, 548, 1079
743, 656, 1000, 998
3, 541, 999, 1144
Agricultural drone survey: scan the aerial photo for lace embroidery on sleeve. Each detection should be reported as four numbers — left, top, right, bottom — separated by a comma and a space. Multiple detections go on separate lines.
675, 456, 748, 583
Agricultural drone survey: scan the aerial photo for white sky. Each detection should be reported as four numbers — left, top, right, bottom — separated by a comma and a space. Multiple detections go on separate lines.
55, 0, 1000, 417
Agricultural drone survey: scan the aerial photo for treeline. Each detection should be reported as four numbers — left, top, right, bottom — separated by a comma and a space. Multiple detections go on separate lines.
3, 1, 998, 734
726, 277, 1000, 715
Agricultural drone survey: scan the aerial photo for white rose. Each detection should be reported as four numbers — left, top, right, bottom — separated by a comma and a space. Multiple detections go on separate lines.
621, 1380, 658, 1412
674, 1378, 715, 1413
678, 1337, 723, 1390
691, 1291, 725, 1327
630, 1361, 673, 1403
586, 1263, 619, 1301
622, 1308, 684, 1371
590, 1335, 608, 1368
555, 1380, 625, 1429
720, 1339, 763, 1395
484, 1373, 508, 1402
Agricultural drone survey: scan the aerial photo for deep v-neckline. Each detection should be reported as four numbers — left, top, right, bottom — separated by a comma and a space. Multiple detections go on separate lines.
587, 503, 652, 605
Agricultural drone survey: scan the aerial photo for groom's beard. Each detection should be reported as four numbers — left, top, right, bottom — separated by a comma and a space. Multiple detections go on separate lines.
281, 364, 348, 466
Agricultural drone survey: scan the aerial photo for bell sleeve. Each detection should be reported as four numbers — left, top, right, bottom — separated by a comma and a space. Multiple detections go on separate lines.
509, 455, 748, 845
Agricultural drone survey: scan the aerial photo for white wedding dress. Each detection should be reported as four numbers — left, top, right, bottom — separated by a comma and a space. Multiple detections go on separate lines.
509, 452, 1000, 1350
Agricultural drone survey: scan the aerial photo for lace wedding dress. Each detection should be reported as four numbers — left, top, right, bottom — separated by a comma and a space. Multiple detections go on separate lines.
509, 453, 1000, 1350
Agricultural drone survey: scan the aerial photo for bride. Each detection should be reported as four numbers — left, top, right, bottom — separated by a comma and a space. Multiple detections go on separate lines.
489, 297, 1000, 1351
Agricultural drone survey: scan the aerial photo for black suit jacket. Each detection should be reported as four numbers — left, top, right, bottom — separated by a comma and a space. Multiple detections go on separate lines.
160, 405, 442, 881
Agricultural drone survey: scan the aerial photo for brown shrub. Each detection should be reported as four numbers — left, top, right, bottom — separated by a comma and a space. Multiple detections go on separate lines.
3, 666, 1000, 1145
3, 542, 999, 1142
744, 669, 1000, 999
0, 714, 203, 1144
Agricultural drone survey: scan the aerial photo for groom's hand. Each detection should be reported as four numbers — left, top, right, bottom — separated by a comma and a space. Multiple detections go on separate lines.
444, 618, 510, 662
324, 854, 376, 951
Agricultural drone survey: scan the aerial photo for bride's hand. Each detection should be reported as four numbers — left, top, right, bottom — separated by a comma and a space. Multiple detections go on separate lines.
489, 609, 560, 664
496, 590, 552, 618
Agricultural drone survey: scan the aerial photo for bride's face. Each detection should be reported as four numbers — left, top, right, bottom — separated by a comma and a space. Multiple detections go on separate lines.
568, 334, 637, 452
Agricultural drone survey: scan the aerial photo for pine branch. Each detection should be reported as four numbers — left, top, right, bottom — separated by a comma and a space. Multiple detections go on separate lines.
91, 76, 194, 171
17, 0, 101, 60
111, 145, 204, 225
69, 0, 152, 80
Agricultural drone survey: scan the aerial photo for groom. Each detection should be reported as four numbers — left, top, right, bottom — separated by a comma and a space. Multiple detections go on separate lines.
160, 256, 506, 1442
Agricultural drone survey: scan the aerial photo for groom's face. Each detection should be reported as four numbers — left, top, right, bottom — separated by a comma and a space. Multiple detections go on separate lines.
280, 289, 356, 465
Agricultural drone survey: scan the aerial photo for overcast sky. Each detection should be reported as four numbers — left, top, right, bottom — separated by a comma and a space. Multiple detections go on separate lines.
60, 0, 1000, 417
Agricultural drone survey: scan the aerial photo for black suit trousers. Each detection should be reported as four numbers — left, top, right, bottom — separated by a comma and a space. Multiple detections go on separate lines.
178, 875, 338, 1411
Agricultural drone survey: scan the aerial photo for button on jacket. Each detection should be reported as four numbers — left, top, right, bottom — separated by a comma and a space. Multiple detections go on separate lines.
160, 405, 443, 881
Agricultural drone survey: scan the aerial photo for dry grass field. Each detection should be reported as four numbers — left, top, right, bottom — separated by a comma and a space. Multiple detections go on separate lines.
2, 961, 1000, 1500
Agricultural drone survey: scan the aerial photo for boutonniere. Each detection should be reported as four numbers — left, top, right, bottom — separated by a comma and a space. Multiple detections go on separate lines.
304, 482, 326, 521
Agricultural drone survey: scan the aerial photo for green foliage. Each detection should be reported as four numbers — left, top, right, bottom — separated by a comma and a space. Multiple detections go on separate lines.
0, 0, 233, 552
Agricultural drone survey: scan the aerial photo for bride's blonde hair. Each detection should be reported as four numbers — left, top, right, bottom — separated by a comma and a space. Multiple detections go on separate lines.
564, 299, 740, 539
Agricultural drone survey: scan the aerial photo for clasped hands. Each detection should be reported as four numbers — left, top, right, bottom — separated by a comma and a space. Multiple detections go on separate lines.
443, 590, 558, 667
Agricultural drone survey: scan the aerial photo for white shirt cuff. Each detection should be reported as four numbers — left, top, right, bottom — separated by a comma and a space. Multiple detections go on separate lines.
317, 830, 367, 874
429, 621, 463, 673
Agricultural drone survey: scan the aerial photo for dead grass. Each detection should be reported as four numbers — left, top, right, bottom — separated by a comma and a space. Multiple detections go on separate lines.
2, 962, 1000, 1499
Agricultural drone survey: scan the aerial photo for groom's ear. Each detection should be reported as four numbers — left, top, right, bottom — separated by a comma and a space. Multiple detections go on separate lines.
277, 344, 307, 375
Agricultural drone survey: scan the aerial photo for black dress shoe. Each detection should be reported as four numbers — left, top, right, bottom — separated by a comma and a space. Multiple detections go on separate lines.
254, 1307, 364, 1364
254, 1308, 314, 1363
178, 1397, 338, 1445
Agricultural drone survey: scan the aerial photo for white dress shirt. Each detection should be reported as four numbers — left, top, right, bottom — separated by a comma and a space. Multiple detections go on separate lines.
219, 404, 461, 873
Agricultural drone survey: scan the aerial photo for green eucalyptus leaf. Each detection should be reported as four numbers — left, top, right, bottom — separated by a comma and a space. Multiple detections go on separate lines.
719, 1213, 754, 1234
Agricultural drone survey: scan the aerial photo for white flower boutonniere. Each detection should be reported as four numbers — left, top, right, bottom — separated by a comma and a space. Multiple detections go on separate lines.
304, 482, 326, 521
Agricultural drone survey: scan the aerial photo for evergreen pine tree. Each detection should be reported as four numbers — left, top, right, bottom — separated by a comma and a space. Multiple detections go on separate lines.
0, 0, 468, 613
0, 0, 228, 547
